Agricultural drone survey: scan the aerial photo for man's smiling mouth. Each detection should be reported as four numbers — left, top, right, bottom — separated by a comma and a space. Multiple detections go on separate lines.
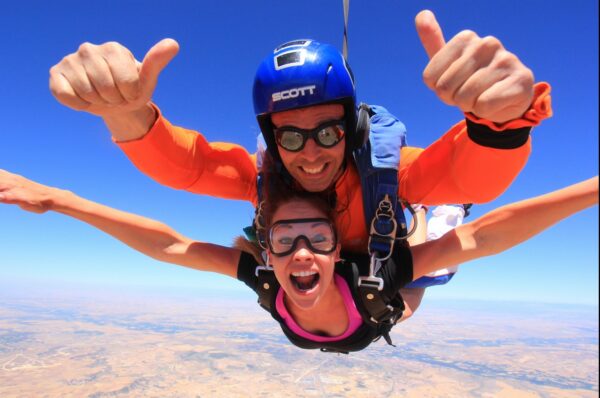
299, 163, 328, 175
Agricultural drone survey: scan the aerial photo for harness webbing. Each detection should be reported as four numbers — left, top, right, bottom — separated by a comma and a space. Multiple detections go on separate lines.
357, 281, 404, 325
353, 104, 409, 262
255, 265, 277, 311
253, 259, 404, 353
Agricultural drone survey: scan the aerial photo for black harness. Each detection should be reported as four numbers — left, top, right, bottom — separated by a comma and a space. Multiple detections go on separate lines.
250, 244, 412, 354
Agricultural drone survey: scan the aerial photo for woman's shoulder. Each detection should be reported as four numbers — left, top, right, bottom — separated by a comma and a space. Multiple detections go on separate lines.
236, 250, 261, 288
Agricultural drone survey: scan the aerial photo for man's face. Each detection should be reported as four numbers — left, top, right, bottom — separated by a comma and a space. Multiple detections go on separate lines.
271, 104, 346, 192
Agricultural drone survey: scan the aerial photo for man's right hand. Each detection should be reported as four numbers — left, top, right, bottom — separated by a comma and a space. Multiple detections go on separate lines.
49, 39, 179, 141
415, 10, 534, 124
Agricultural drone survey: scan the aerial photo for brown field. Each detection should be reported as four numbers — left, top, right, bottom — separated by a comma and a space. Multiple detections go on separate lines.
0, 289, 597, 397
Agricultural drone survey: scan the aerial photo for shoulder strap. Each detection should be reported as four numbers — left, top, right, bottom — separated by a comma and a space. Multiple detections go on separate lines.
353, 103, 409, 261
236, 251, 279, 314
255, 265, 279, 312
342, 257, 405, 326
337, 258, 404, 342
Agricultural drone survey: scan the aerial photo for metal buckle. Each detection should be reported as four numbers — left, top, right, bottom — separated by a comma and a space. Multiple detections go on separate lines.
254, 264, 274, 277
358, 276, 384, 291
395, 200, 416, 241
369, 306, 398, 324
358, 255, 385, 291
367, 195, 397, 260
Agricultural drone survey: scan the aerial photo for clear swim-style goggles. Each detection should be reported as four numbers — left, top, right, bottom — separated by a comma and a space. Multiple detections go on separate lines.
267, 218, 338, 257
274, 120, 346, 152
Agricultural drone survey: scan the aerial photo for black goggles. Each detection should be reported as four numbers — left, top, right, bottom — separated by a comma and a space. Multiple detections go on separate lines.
274, 120, 346, 152
267, 218, 337, 257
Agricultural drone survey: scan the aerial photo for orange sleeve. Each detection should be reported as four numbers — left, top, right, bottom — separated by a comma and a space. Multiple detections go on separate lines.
465, 82, 552, 130
116, 105, 258, 204
398, 82, 552, 204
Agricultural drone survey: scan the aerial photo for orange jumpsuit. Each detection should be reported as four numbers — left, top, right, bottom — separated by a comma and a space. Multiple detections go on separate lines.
118, 83, 551, 253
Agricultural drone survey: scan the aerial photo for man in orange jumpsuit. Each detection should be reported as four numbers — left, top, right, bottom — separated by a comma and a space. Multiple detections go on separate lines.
49, 10, 551, 253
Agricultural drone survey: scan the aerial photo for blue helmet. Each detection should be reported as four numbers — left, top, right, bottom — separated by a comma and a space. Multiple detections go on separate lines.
253, 39, 361, 160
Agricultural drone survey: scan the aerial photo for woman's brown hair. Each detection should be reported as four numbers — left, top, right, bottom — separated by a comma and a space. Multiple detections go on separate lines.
234, 151, 337, 264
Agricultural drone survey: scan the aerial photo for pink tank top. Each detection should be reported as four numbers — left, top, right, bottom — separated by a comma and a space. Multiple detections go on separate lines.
275, 274, 363, 342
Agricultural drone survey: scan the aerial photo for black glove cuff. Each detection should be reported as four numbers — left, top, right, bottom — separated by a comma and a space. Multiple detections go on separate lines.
466, 119, 531, 149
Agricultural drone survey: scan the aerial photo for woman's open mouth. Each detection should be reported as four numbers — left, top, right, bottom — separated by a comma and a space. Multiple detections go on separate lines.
290, 270, 320, 293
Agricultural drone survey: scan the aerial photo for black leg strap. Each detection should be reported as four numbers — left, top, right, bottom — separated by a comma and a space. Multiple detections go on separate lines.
358, 284, 404, 324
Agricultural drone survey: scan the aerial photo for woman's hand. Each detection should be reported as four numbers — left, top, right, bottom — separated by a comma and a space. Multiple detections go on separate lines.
0, 169, 62, 214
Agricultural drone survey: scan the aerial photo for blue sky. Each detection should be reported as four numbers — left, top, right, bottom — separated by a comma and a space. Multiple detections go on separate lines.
0, 1, 598, 305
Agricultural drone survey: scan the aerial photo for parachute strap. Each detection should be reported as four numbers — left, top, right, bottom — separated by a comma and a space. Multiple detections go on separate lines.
381, 331, 396, 347
255, 264, 277, 312
358, 255, 385, 291
357, 256, 405, 324
368, 193, 398, 260
342, 0, 350, 60
353, 104, 409, 260
365, 167, 407, 259
352, 103, 410, 305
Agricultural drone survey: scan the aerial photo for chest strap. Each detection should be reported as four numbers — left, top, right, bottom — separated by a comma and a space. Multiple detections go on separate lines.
255, 260, 405, 333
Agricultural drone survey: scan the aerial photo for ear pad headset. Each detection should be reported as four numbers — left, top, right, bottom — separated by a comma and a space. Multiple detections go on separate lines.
355, 103, 372, 149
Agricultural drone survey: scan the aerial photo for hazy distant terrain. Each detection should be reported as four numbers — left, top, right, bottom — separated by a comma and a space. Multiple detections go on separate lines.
0, 287, 597, 397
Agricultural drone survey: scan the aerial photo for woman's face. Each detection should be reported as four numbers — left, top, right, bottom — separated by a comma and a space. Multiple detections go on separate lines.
267, 199, 340, 310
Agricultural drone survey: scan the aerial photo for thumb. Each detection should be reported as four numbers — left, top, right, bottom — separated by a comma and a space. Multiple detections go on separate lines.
139, 38, 180, 98
415, 10, 446, 59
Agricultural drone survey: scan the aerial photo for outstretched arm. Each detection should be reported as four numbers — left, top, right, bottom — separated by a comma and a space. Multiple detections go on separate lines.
399, 10, 552, 205
49, 39, 179, 142
0, 170, 240, 278
411, 177, 599, 280
49, 40, 259, 202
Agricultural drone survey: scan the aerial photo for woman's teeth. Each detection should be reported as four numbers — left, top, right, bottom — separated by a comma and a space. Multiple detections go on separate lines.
291, 270, 317, 277
290, 271, 320, 291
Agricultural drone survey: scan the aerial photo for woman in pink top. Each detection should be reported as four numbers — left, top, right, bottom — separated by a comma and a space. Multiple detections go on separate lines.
1, 169, 597, 352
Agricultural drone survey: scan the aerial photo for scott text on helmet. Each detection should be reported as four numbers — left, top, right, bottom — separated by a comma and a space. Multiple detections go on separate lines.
272, 85, 316, 102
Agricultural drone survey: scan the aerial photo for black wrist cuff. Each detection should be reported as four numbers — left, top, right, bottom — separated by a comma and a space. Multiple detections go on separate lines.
466, 119, 531, 149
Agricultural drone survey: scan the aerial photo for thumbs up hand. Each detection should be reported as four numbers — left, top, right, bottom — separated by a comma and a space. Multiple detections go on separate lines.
49, 39, 179, 118
415, 10, 534, 124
